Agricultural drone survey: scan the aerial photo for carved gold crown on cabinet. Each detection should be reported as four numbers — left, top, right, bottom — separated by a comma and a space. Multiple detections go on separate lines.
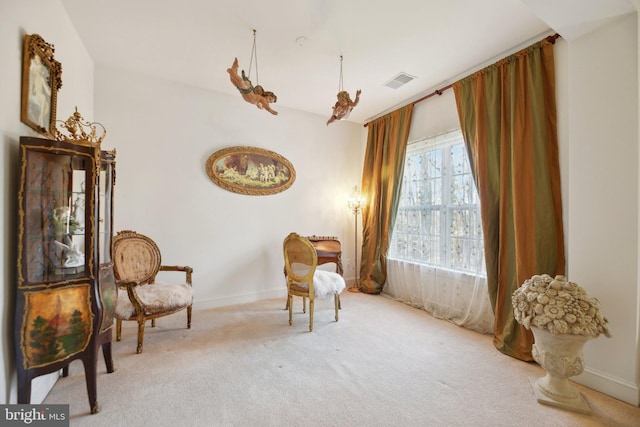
54, 107, 106, 146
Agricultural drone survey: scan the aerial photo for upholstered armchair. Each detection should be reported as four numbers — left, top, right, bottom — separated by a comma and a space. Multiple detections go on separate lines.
112, 230, 193, 353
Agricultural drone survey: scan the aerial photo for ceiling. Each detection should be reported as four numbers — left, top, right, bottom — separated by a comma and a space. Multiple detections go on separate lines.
59, 0, 636, 125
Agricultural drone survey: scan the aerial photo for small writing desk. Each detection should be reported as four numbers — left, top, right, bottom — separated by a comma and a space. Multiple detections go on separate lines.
306, 235, 343, 276
284, 235, 343, 311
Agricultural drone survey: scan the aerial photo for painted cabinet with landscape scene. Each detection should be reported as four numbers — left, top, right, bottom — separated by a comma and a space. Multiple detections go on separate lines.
15, 135, 116, 413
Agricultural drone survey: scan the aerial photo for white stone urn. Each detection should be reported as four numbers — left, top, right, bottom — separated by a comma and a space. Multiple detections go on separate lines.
530, 326, 593, 413
512, 274, 611, 414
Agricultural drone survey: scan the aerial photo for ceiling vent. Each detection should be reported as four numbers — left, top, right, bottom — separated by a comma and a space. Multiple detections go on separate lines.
383, 72, 416, 89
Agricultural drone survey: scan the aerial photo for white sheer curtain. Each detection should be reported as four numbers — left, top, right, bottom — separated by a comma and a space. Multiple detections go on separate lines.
384, 258, 494, 334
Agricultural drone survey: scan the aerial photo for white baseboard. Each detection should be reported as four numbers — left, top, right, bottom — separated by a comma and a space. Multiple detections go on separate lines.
31, 371, 60, 404
574, 366, 639, 406
193, 278, 357, 311
193, 288, 287, 311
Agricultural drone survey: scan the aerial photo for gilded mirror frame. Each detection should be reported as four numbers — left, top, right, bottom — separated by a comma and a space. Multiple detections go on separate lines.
21, 34, 63, 137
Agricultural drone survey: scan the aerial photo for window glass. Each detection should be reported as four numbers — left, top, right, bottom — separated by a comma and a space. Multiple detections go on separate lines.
390, 129, 485, 275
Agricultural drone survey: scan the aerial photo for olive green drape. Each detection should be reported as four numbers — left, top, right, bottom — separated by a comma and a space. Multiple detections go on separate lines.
452, 38, 565, 361
359, 104, 414, 294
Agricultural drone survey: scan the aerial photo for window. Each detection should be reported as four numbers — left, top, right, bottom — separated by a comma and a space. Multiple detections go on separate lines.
389, 129, 485, 275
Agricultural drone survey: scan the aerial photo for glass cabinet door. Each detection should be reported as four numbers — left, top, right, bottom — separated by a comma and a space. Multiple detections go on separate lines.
21, 148, 93, 284
97, 150, 117, 335
98, 154, 114, 265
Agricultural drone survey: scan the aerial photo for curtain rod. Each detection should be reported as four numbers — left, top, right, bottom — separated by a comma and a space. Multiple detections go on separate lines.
363, 33, 561, 127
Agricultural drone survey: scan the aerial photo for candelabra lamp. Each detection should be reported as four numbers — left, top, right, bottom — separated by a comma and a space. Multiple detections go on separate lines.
347, 185, 365, 292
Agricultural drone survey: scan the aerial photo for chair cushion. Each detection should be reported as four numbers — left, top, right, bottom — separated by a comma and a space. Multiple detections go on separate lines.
115, 283, 193, 319
293, 270, 345, 299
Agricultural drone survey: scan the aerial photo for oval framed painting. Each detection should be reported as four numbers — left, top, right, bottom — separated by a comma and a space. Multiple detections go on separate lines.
206, 146, 296, 195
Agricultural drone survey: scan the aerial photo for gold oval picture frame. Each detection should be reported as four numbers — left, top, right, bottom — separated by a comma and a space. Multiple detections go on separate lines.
206, 146, 295, 195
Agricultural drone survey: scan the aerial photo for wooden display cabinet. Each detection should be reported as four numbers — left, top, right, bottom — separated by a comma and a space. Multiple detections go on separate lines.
15, 134, 116, 414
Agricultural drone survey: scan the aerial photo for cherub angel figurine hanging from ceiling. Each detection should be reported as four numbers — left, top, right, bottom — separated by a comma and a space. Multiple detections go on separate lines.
327, 56, 361, 125
227, 30, 278, 116
227, 57, 277, 115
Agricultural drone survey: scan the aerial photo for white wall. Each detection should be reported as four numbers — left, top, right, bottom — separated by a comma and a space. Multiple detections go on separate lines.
407, 90, 460, 142
94, 65, 364, 309
0, 0, 94, 405
564, 13, 639, 404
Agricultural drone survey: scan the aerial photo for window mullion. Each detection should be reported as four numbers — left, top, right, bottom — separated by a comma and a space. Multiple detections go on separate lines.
442, 144, 450, 269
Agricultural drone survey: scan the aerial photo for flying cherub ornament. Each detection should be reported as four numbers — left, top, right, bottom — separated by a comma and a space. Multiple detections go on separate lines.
227, 57, 278, 115
327, 89, 361, 125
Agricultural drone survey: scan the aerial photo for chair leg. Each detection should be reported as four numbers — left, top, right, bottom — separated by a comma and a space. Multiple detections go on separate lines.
187, 306, 192, 328
116, 319, 122, 341
136, 319, 145, 354
309, 299, 314, 332
335, 294, 340, 322
288, 295, 293, 326
303, 297, 306, 313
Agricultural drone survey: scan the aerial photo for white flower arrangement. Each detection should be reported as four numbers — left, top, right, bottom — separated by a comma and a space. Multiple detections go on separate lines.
512, 274, 611, 338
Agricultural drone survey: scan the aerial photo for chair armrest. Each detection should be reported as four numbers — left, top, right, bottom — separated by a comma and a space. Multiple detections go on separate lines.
120, 281, 145, 316
159, 265, 193, 285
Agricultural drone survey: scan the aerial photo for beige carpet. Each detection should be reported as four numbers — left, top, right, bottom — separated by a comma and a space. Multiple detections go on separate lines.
44, 291, 640, 426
